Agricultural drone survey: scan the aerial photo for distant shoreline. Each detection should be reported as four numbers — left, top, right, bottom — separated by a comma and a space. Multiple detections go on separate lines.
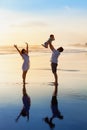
69, 43, 87, 48
0, 44, 87, 55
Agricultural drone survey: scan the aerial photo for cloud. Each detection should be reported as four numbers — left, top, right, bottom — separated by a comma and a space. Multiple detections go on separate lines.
11, 21, 48, 28
0, 9, 48, 30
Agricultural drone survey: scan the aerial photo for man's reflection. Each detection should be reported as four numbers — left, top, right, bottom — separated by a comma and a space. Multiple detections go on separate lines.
44, 84, 63, 128
16, 84, 31, 122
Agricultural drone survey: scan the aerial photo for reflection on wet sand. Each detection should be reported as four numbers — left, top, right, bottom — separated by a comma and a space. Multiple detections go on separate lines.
15, 84, 31, 122
44, 84, 64, 128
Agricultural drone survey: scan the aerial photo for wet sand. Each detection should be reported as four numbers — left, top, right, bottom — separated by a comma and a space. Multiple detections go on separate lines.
0, 49, 87, 130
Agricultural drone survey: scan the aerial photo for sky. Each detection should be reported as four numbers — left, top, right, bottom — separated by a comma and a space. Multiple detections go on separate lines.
0, 0, 87, 46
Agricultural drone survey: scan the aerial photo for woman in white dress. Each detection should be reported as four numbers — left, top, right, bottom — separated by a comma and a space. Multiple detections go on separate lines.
14, 43, 30, 84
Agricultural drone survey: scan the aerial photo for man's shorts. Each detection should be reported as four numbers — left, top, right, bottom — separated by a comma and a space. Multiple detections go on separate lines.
51, 63, 57, 73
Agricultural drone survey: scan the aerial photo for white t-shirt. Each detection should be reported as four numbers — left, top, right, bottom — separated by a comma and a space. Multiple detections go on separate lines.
50, 49, 60, 64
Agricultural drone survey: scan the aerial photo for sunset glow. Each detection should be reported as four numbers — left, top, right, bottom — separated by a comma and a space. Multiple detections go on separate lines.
0, 0, 87, 46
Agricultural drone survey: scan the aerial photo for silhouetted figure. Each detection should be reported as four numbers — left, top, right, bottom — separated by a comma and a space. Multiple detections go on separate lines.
50, 85, 63, 123
42, 34, 55, 48
44, 84, 63, 128
42, 35, 64, 86
49, 42, 64, 86
14, 43, 30, 84
15, 84, 31, 122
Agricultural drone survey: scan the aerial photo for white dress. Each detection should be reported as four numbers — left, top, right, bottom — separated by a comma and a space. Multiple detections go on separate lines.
22, 53, 30, 71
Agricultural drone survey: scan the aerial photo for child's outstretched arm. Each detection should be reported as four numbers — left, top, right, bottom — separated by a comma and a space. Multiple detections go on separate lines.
14, 45, 22, 56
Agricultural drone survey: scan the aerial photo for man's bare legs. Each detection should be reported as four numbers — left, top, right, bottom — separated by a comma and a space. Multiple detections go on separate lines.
49, 81, 58, 125
53, 72, 58, 86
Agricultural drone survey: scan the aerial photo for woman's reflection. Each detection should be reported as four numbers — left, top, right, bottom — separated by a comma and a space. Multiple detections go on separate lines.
16, 84, 31, 122
44, 84, 63, 128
